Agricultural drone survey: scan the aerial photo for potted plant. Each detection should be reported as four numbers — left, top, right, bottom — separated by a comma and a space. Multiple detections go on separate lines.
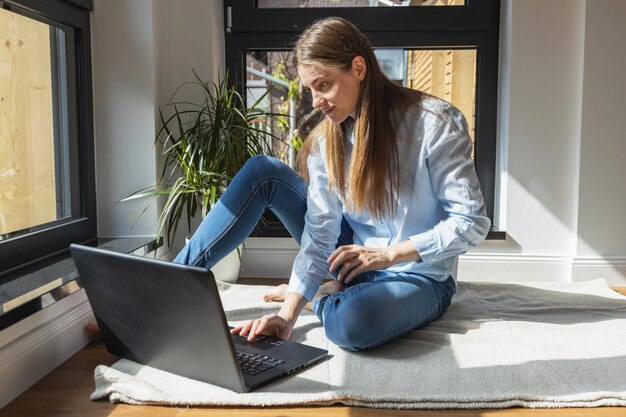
124, 70, 285, 282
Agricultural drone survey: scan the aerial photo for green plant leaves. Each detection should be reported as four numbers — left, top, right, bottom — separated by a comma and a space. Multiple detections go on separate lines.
122, 71, 287, 246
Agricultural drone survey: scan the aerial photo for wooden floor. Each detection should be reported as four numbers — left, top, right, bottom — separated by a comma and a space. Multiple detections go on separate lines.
2, 281, 625, 417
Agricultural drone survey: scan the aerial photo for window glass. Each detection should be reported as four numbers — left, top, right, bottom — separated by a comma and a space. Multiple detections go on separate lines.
0, 8, 70, 238
406, 48, 477, 153
257, 0, 466, 8
246, 47, 476, 168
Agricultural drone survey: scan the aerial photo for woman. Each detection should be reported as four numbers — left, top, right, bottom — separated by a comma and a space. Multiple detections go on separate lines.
175, 17, 490, 351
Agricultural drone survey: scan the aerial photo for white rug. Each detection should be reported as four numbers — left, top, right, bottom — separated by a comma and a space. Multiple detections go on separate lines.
92, 279, 626, 409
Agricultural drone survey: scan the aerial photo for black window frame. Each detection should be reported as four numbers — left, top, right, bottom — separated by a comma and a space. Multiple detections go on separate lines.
0, 0, 96, 274
224, 0, 504, 239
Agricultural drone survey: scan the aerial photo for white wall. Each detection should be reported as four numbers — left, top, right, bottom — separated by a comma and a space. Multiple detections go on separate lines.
92, 0, 158, 238
576, 0, 626, 257
572, 0, 626, 282
153, 0, 223, 105
503, 0, 584, 255
92, 0, 224, 242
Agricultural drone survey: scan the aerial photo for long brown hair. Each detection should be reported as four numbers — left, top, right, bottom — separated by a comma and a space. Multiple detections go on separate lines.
294, 17, 418, 219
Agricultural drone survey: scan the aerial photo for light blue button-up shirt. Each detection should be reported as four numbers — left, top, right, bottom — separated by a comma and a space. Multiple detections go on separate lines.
288, 96, 491, 301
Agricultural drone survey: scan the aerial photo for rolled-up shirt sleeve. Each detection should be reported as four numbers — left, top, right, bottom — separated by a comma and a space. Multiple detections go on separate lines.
288, 148, 343, 301
409, 104, 491, 265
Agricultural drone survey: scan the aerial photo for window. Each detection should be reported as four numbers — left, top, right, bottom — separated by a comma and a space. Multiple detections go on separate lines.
225, 0, 502, 238
257, 0, 467, 8
0, 0, 96, 273
245, 47, 477, 165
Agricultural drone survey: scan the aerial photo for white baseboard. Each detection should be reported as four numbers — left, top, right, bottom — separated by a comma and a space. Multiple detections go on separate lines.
240, 238, 299, 279
240, 238, 626, 286
0, 289, 94, 409
572, 256, 626, 286
458, 252, 572, 283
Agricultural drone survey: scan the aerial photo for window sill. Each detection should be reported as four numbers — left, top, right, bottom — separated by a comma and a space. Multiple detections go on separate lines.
486, 226, 506, 240
0, 238, 159, 331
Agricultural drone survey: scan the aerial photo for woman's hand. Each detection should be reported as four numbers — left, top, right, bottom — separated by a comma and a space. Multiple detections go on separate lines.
231, 290, 308, 342
328, 241, 420, 284
327, 245, 394, 284
231, 313, 295, 342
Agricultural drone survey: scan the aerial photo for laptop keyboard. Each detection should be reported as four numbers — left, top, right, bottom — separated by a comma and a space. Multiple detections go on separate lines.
236, 351, 285, 376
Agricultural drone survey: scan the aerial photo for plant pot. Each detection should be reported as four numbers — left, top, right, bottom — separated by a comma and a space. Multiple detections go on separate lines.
185, 237, 241, 283
210, 247, 242, 284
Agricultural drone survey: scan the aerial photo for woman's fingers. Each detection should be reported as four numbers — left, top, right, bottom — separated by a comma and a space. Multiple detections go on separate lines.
231, 323, 243, 335
233, 319, 255, 337
337, 261, 357, 282
231, 315, 296, 342
327, 245, 347, 264
231, 315, 279, 342
344, 265, 367, 284
328, 245, 355, 268
251, 316, 271, 341
330, 245, 393, 280
249, 319, 261, 340
340, 261, 367, 283
330, 248, 357, 272
232, 319, 255, 337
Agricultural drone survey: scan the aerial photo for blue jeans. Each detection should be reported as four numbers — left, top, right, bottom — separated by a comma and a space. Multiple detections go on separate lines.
174, 155, 456, 351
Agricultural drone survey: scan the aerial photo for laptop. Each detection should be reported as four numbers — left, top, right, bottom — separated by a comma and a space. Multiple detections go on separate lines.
70, 243, 328, 393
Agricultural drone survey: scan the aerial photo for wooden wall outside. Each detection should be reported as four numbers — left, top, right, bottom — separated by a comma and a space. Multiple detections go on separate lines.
407, 48, 477, 147
0, 8, 57, 235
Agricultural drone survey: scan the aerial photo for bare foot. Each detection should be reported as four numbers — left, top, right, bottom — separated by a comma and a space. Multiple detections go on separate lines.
305, 280, 345, 311
86, 321, 100, 338
263, 283, 289, 302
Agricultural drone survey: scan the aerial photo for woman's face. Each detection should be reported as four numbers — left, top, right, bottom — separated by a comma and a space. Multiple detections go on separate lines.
298, 57, 366, 125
